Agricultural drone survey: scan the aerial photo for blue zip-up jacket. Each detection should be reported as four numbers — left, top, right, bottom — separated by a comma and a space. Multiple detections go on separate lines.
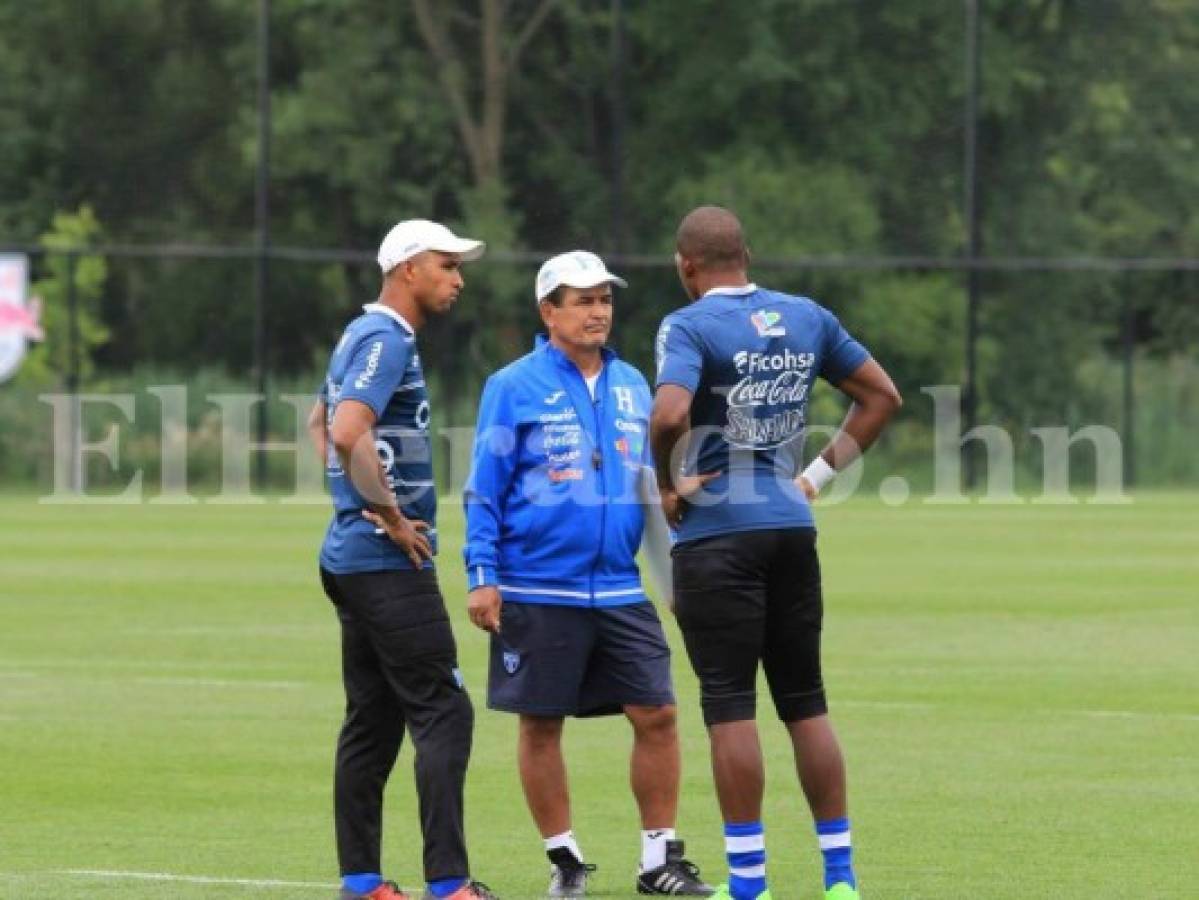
463, 335, 652, 607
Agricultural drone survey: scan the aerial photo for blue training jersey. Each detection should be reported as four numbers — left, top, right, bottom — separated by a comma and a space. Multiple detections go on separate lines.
319, 303, 437, 574
654, 284, 869, 543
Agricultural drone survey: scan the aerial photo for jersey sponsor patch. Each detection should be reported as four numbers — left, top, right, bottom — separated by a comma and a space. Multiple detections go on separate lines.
751, 309, 785, 337
725, 348, 814, 448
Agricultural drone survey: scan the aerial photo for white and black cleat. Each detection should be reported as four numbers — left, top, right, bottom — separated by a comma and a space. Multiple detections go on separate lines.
636, 840, 714, 896
547, 847, 596, 897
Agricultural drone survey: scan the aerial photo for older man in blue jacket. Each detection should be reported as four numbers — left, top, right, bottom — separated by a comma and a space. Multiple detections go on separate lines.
463, 252, 712, 899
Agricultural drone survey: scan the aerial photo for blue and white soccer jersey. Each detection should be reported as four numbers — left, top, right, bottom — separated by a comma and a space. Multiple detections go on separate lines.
654, 284, 870, 544
657, 283, 872, 727
319, 302, 437, 574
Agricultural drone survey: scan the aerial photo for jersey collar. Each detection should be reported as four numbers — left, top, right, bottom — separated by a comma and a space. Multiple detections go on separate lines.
702, 283, 759, 298
362, 302, 415, 334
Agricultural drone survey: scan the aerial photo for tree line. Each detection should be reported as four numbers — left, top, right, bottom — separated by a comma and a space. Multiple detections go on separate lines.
1, 0, 1196, 479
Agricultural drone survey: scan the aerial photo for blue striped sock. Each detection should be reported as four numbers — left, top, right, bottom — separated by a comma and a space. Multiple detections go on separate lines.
816, 817, 855, 889
342, 873, 383, 895
724, 821, 766, 900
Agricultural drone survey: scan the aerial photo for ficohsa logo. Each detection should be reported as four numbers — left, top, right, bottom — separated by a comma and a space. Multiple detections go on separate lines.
354, 340, 383, 389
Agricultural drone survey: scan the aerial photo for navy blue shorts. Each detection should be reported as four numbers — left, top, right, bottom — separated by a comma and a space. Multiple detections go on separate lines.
487, 601, 675, 717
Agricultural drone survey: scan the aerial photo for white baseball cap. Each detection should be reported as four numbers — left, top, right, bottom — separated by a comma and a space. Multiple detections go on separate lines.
535, 250, 627, 302
377, 219, 485, 273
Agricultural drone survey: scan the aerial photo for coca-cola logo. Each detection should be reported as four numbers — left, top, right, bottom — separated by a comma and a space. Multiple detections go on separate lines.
722, 347, 814, 449
727, 370, 810, 408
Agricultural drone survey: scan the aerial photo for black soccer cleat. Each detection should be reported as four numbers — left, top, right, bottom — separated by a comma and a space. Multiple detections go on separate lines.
636, 840, 715, 896
547, 847, 597, 897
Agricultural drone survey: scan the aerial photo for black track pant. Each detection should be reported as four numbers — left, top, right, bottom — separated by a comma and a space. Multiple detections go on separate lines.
320, 567, 474, 882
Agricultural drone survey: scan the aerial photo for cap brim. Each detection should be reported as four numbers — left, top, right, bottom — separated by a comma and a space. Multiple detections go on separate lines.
427, 238, 486, 261
557, 271, 628, 291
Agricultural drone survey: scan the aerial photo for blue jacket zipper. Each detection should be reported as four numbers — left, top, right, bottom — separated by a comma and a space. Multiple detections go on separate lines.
590, 371, 607, 608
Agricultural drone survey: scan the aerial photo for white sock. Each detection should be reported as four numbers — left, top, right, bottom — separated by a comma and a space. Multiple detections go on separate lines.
545, 830, 584, 862
640, 827, 676, 871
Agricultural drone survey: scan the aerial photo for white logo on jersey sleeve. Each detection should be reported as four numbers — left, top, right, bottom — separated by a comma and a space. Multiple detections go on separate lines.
655, 322, 671, 376
354, 340, 384, 389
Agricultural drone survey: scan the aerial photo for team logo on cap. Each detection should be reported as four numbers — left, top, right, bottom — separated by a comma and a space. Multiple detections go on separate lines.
751, 309, 785, 337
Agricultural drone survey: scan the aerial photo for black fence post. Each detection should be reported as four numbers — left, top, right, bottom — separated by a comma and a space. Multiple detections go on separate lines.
609, 0, 627, 256
65, 252, 81, 493
253, 0, 272, 489
963, 0, 983, 491
1122, 295, 1136, 490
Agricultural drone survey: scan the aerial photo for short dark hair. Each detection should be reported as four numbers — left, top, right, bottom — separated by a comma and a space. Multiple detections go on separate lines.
676, 205, 748, 271
539, 286, 566, 307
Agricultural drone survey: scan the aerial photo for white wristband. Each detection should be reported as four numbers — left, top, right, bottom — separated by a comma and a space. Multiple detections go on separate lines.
801, 456, 836, 494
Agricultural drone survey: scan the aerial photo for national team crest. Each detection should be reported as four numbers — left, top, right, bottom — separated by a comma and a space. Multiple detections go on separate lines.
750, 309, 785, 338
502, 650, 521, 674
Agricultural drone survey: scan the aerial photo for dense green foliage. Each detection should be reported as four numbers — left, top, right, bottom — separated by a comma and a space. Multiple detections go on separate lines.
0, 1, 1196, 484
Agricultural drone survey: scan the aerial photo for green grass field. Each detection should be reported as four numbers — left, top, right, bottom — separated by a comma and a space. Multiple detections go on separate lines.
1, 493, 1196, 899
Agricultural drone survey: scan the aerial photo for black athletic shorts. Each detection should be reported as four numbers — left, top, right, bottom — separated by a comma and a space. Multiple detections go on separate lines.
487, 601, 675, 718
671, 527, 827, 726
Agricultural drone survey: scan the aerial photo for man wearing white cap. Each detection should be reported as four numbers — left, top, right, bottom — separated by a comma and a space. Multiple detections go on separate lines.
309, 219, 498, 900
462, 252, 713, 897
